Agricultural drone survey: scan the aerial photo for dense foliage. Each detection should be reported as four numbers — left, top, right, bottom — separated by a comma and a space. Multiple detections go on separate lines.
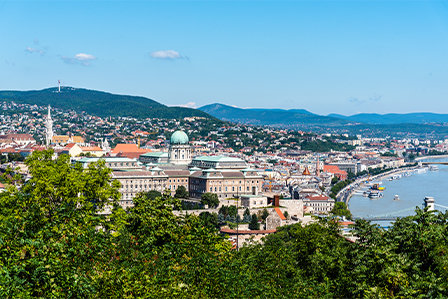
1, 150, 448, 297
200, 192, 219, 208
0, 87, 212, 119
300, 139, 355, 153
331, 201, 352, 219
174, 185, 189, 198
330, 179, 353, 199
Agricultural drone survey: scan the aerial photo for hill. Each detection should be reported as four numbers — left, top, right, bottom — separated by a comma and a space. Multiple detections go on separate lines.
199, 103, 349, 127
328, 112, 448, 125
0, 87, 211, 119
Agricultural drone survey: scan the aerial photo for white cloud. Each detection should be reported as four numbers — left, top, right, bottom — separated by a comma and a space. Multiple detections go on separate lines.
169, 102, 198, 108
61, 53, 96, 66
179, 101, 197, 108
348, 94, 382, 104
150, 50, 185, 60
25, 47, 45, 55
74, 53, 96, 61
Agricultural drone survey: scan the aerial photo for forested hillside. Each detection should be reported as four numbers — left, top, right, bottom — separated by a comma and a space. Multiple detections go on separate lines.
0, 87, 212, 119
1, 150, 448, 297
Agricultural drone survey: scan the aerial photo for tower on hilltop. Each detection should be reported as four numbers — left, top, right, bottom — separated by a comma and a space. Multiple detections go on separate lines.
45, 105, 54, 147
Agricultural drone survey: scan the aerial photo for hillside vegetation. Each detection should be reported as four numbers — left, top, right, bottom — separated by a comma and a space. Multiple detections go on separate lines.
199, 103, 349, 127
0, 87, 211, 119
1, 150, 448, 297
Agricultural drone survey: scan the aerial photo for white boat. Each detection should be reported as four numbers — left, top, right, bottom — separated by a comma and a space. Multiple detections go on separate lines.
429, 165, 439, 171
393, 194, 400, 201
368, 191, 383, 199
389, 175, 401, 180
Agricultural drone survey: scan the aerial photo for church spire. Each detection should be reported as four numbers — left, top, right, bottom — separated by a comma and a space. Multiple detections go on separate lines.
45, 105, 54, 147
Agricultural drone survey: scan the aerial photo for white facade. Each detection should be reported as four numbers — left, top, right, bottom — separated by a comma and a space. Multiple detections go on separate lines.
168, 144, 192, 165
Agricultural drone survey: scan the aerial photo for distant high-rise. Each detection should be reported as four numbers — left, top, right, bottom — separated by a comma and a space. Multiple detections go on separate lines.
58, 80, 61, 93
45, 105, 54, 147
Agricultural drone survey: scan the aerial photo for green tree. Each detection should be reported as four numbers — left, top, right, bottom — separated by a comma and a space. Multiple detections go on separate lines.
261, 208, 269, 222
143, 190, 163, 200
331, 176, 339, 185
174, 185, 189, 198
199, 211, 219, 229
249, 214, 260, 230
201, 192, 219, 208
0, 150, 121, 297
105, 189, 233, 297
331, 202, 352, 219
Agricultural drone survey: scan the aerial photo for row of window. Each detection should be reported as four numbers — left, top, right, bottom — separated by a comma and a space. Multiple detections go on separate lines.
107, 162, 135, 167
120, 179, 165, 185
169, 178, 187, 183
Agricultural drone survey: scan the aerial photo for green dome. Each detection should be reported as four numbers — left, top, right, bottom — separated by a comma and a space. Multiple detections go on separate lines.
170, 130, 189, 144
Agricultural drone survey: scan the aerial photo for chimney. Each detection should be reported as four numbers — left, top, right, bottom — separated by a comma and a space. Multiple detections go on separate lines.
274, 195, 280, 207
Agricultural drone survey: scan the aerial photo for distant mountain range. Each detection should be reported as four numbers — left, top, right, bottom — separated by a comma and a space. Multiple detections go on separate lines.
2, 88, 448, 137
0, 87, 211, 119
200, 103, 448, 126
198, 103, 349, 127
328, 113, 448, 125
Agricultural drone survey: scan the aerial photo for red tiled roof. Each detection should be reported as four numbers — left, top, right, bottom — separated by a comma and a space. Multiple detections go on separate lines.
63, 143, 76, 150
6, 134, 34, 140
80, 146, 103, 151
338, 221, 355, 226
112, 144, 150, 154
274, 207, 287, 220
323, 165, 347, 175
0, 148, 17, 153
116, 152, 145, 159
302, 166, 311, 175
306, 195, 331, 201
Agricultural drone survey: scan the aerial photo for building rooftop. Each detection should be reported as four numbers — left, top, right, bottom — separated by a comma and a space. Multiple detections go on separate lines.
170, 130, 189, 145
78, 157, 136, 163
193, 155, 244, 162
140, 151, 168, 157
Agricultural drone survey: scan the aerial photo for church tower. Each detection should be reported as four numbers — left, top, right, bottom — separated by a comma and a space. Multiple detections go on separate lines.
168, 130, 192, 165
45, 105, 54, 147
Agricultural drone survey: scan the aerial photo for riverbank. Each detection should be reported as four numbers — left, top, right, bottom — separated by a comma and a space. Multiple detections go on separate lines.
336, 165, 421, 204
415, 154, 448, 161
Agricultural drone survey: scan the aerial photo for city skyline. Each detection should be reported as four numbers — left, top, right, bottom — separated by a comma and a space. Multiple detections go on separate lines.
2, 0, 448, 115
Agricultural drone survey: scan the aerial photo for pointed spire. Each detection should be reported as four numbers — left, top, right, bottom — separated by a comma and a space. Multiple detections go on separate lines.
316, 156, 320, 176
45, 105, 54, 147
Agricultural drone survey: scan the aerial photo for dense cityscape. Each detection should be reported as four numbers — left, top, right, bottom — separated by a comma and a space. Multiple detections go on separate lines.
3, 0, 448, 297
1, 98, 447, 235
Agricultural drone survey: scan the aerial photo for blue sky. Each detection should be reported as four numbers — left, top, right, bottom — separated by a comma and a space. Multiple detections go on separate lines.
1, 0, 448, 115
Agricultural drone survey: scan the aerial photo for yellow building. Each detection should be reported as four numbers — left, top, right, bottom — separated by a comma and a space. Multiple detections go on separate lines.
52, 135, 84, 145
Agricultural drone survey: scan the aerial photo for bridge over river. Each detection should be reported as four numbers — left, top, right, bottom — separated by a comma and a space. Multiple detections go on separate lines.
354, 199, 448, 222
421, 161, 448, 165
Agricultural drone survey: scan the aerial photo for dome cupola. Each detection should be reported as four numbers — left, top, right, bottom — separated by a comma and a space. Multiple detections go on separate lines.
170, 130, 189, 145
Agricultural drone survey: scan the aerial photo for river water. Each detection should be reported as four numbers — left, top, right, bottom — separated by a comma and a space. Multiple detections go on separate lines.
348, 158, 448, 219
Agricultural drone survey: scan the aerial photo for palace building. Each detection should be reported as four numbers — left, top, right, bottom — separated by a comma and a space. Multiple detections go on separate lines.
76, 130, 263, 208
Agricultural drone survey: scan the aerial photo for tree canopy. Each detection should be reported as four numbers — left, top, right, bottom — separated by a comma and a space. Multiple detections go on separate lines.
200, 192, 219, 208
2, 150, 448, 297
174, 185, 189, 199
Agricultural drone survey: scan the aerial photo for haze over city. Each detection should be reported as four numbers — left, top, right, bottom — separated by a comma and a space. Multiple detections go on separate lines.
2, 0, 448, 114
